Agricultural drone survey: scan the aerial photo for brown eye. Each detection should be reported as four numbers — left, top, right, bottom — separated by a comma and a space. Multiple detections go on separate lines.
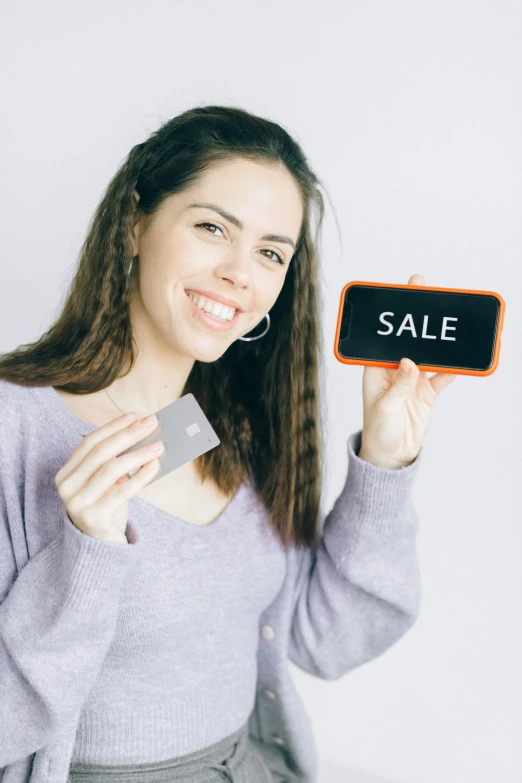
196, 222, 286, 265
262, 249, 285, 265
197, 222, 223, 236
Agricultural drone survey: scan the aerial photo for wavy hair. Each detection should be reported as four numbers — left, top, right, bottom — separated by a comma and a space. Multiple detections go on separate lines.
0, 105, 331, 551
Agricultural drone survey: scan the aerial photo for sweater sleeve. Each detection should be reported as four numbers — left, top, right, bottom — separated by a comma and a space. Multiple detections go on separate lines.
0, 485, 139, 766
287, 429, 422, 680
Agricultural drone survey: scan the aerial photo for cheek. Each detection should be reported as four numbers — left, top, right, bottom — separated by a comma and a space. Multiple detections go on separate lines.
269, 279, 286, 307
251, 281, 283, 318
148, 241, 192, 283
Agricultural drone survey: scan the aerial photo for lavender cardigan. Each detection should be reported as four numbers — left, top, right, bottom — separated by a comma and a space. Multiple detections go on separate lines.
0, 379, 422, 782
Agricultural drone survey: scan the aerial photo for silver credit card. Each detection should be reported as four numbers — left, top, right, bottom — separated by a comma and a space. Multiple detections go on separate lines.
118, 393, 220, 483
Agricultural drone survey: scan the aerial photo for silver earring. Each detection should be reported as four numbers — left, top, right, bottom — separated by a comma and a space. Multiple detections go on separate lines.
238, 313, 270, 341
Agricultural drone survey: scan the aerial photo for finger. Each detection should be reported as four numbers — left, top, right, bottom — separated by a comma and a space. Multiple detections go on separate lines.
407, 274, 425, 286
88, 458, 161, 517
70, 457, 161, 533
55, 413, 138, 484
67, 436, 163, 507
67, 417, 158, 492
428, 372, 457, 397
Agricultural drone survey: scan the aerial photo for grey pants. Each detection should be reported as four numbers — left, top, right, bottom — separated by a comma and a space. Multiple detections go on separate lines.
67, 722, 300, 783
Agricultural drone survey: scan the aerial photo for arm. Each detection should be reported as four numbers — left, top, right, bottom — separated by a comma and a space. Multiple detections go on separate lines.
0, 463, 139, 766
288, 429, 422, 680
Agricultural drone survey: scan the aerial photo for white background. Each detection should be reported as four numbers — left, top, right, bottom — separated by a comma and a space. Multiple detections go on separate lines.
1, 1, 521, 781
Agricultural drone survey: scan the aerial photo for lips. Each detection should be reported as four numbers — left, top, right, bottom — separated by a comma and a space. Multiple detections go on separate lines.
185, 289, 244, 312
185, 289, 241, 331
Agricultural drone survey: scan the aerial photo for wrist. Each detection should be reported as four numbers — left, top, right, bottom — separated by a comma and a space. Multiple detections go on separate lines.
357, 448, 405, 471
87, 530, 129, 545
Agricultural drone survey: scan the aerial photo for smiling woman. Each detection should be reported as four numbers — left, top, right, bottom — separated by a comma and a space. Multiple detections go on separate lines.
0, 104, 332, 782
0, 105, 328, 552
0, 104, 423, 783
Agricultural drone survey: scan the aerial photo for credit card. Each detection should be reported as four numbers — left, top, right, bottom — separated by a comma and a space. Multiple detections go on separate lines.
118, 393, 220, 483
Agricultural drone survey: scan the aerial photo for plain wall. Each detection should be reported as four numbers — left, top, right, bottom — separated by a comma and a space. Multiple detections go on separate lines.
1, 1, 521, 781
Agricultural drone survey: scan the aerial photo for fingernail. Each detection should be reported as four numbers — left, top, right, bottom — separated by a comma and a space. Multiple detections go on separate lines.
148, 440, 164, 452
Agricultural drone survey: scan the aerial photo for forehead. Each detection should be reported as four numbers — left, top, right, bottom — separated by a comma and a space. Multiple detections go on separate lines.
173, 158, 304, 233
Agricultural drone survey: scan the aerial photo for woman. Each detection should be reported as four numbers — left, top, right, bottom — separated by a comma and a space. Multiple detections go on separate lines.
0, 105, 456, 783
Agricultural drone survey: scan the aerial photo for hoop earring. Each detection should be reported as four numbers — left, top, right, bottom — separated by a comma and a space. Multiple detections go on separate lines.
238, 313, 270, 341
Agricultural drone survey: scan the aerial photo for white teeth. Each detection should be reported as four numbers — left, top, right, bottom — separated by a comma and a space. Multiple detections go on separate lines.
187, 292, 236, 321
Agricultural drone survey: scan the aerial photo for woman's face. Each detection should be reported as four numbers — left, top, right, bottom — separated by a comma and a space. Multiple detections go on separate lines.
129, 157, 304, 362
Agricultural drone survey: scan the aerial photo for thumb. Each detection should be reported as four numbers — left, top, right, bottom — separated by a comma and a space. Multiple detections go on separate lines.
394, 358, 416, 389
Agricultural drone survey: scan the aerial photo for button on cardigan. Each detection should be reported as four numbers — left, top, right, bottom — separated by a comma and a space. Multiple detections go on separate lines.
0, 379, 423, 782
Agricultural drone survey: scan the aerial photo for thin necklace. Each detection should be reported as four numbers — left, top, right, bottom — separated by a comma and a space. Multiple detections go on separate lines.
104, 388, 128, 415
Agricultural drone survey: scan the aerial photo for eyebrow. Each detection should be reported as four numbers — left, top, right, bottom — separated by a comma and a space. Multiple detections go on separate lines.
185, 202, 297, 251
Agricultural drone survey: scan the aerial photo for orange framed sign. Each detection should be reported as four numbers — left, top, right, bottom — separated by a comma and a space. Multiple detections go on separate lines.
333, 281, 505, 377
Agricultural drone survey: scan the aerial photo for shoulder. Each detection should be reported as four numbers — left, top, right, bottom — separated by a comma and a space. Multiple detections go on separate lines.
0, 377, 35, 405
0, 379, 40, 461
0, 377, 31, 396
0, 377, 38, 420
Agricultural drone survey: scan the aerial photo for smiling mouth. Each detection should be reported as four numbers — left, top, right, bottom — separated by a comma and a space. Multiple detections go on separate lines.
185, 290, 241, 315
185, 290, 241, 324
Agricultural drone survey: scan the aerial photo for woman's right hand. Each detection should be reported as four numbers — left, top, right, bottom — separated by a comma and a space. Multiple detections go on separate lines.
54, 412, 164, 544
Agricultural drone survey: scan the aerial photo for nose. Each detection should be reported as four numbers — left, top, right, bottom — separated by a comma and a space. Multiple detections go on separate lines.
215, 255, 251, 290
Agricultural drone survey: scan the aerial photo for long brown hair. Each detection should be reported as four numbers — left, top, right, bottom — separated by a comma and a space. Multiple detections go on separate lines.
0, 105, 330, 551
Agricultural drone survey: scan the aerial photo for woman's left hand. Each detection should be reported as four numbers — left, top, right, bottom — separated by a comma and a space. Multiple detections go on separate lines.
359, 274, 457, 470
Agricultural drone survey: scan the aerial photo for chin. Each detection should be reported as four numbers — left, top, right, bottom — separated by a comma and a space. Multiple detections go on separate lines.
184, 338, 231, 362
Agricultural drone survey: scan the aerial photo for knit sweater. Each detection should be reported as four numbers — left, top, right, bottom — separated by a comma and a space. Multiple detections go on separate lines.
0, 378, 423, 783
